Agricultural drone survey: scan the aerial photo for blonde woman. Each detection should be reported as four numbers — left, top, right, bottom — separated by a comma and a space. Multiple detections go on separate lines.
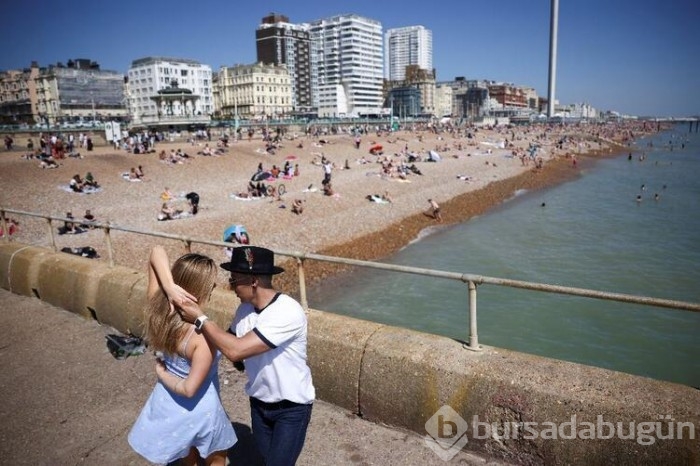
128, 246, 236, 465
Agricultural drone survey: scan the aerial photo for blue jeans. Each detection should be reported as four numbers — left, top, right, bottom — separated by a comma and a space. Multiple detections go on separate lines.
249, 397, 313, 466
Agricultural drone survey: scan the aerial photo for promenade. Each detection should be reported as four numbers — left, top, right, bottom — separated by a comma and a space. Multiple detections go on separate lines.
0, 288, 504, 466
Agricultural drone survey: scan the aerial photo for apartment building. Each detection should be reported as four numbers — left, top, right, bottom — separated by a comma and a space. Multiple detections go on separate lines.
1, 59, 126, 126
214, 62, 292, 119
0, 63, 39, 124
308, 14, 384, 118
127, 57, 213, 125
256, 13, 312, 113
384, 25, 432, 82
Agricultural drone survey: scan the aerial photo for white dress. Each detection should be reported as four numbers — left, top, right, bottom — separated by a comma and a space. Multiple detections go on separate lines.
128, 328, 237, 464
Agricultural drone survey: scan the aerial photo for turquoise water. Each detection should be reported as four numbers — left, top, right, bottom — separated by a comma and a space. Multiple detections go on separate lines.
310, 125, 700, 388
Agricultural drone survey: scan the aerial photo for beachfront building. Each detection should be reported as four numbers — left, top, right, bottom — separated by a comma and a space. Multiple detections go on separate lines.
127, 57, 213, 126
214, 62, 292, 120
0, 63, 40, 125
1, 59, 127, 127
386, 86, 422, 119
384, 25, 432, 82
434, 84, 453, 117
256, 13, 313, 115
308, 14, 384, 118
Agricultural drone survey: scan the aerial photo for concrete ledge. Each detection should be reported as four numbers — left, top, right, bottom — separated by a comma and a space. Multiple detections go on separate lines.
307, 310, 384, 413
37, 253, 116, 320
0, 243, 52, 297
358, 325, 700, 463
1, 242, 698, 463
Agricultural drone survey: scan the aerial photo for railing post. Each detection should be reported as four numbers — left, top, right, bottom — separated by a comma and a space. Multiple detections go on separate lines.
464, 280, 481, 351
104, 223, 115, 267
296, 257, 308, 312
184, 240, 192, 253
47, 218, 57, 252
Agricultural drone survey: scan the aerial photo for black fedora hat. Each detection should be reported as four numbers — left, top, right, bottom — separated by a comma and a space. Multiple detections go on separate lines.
220, 246, 284, 275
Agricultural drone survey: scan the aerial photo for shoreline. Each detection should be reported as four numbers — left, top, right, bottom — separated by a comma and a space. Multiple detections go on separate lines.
276, 151, 593, 293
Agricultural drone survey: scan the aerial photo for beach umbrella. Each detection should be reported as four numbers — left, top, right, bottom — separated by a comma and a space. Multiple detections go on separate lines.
223, 224, 249, 243
251, 171, 273, 182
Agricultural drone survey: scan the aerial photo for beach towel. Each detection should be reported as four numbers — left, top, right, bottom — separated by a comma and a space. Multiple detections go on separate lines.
367, 195, 390, 204
229, 194, 264, 201
121, 173, 142, 182
59, 185, 103, 194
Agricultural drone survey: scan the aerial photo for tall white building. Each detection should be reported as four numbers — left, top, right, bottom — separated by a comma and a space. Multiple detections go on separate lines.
308, 14, 383, 118
127, 57, 213, 125
384, 26, 433, 81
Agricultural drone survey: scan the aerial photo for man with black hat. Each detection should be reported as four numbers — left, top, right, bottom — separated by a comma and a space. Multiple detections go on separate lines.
177, 246, 315, 466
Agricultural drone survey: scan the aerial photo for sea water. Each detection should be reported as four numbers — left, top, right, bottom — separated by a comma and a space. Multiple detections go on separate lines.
309, 124, 700, 388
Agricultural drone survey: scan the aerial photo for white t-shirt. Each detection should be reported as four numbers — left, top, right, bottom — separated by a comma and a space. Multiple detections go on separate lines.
230, 293, 315, 404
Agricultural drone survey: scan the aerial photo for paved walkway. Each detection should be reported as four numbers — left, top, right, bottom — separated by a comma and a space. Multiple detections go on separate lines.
0, 289, 506, 465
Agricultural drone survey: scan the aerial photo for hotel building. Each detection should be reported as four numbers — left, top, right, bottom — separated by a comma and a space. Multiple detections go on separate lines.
384, 25, 433, 82
308, 14, 384, 118
127, 57, 213, 125
256, 13, 312, 114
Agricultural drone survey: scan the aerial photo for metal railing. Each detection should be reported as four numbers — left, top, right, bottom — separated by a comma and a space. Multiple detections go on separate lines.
3, 207, 699, 352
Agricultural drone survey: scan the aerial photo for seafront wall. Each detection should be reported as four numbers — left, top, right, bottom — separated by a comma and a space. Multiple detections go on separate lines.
1, 242, 698, 464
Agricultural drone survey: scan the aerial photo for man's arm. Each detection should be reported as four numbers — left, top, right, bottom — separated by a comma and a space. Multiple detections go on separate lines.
201, 319, 271, 362
178, 299, 270, 362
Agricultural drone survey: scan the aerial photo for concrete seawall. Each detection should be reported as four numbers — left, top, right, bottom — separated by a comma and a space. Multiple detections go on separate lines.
1, 242, 698, 464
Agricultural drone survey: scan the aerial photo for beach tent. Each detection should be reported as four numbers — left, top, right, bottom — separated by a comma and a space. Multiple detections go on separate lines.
223, 224, 250, 244
428, 150, 442, 162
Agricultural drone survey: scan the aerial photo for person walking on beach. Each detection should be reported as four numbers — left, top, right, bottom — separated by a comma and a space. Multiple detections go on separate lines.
322, 157, 333, 186
128, 246, 236, 466
428, 199, 442, 222
177, 246, 315, 466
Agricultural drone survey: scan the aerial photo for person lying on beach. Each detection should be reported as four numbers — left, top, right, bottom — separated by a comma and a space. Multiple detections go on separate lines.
39, 157, 59, 169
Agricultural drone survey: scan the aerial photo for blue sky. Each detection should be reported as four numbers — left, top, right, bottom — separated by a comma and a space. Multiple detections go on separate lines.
3, 0, 698, 117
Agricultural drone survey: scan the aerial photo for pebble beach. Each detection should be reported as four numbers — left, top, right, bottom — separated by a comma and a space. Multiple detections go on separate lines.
0, 123, 647, 293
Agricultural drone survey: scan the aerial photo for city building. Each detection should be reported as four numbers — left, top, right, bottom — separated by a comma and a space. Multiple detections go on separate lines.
1, 59, 127, 127
256, 13, 313, 114
308, 14, 384, 118
213, 62, 292, 120
434, 84, 453, 117
0, 63, 39, 125
384, 25, 432, 82
127, 57, 213, 126
386, 86, 422, 119
487, 83, 529, 108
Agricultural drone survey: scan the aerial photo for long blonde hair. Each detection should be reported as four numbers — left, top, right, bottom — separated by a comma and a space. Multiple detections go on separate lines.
144, 253, 217, 355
